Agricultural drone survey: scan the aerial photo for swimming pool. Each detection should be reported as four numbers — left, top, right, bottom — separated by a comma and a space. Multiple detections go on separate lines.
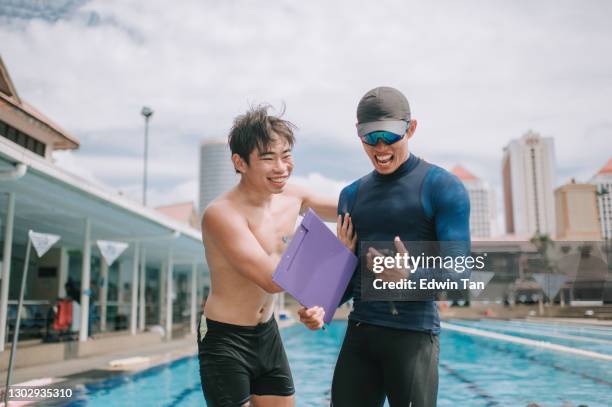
69, 319, 612, 406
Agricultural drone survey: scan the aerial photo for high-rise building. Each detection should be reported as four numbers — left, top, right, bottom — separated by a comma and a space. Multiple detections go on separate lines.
451, 165, 496, 238
554, 180, 601, 240
199, 139, 238, 214
590, 158, 612, 240
502, 131, 556, 237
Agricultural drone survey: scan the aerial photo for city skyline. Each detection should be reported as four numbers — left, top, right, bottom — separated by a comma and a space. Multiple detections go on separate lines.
2, 45, 610, 238
1, 1, 610, 235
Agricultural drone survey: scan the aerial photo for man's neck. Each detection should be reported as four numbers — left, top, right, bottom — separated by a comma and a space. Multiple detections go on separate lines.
401, 152, 412, 167
236, 178, 274, 207
375, 152, 412, 176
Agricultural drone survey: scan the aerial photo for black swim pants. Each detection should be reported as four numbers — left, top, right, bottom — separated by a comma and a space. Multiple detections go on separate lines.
331, 320, 439, 407
197, 315, 295, 406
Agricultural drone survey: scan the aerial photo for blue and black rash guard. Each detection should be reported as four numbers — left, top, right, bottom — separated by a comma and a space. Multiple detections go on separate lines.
338, 153, 471, 334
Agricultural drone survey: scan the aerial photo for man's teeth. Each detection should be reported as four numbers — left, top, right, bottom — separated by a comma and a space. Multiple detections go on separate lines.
270, 177, 288, 183
376, 155, 393, 164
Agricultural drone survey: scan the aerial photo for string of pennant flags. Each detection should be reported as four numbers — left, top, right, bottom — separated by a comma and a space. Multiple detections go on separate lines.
29, 232, 129, 265
4, 230, 130, 404
96, 240, 129, 267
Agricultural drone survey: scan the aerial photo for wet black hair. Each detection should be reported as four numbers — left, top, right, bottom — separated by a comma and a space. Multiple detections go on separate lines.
228, 104, 296, 173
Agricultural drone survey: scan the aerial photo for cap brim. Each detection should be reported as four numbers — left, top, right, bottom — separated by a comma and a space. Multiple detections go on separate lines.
357, 120, 408, 137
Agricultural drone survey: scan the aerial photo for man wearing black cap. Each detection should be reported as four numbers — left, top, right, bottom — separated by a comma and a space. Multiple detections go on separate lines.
330, 87, 471, 406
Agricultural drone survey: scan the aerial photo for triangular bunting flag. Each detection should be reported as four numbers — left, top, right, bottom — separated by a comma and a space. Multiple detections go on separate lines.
96, 240, 129, 266
533, 273, 567, 300
28, 230, 61, 257
469, 271, 495, 298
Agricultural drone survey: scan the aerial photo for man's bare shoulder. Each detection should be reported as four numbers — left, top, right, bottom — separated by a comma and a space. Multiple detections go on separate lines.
201, 192, 245, 231
283, 183, 308, 200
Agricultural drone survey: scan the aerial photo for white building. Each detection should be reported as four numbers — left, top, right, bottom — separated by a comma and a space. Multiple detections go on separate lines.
451, 165, 496, 238
590, 158, 612, 240
0, 56, 206, 359
502, 131, 556, 237
555, 180, 601, 240
198, 139, 237, 214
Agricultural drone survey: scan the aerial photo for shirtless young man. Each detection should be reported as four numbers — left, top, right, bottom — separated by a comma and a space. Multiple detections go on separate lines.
198, 106, 345, 407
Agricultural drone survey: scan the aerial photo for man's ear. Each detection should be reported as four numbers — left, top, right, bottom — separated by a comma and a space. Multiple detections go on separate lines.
232, 153, 248, 174
406, 119, 418, 140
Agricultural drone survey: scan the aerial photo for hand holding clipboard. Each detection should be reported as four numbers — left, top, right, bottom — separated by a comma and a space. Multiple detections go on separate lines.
273, 209, 358, 324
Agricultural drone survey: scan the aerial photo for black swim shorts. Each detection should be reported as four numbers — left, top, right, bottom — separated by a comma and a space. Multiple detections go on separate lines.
197, 315, 295, 406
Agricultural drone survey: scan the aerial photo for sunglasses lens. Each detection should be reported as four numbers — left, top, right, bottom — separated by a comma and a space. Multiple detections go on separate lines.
362, 131, 403, 145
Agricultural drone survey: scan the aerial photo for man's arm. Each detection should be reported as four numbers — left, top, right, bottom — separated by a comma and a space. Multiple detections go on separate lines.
202, 203, 283, 293
431, 169, 471, 245
411, 168, 471, 282
287, 183, 338, 221
337, 183, 359, 305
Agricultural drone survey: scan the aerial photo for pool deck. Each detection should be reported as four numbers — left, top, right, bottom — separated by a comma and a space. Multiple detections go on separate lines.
0, 317, 299, 406
0, 304, 609, 405
1, 334, 197, 384
0, 333, 198, 406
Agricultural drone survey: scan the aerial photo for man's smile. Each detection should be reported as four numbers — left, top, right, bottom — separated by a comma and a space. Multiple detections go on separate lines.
375, 154, 393, 164
268, 175, 289, 186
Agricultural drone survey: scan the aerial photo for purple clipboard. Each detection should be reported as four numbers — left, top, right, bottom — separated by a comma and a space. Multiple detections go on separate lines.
273, 209, 357, 324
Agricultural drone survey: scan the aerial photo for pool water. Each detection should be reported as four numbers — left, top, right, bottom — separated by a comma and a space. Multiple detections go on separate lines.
69, 320, 612, 406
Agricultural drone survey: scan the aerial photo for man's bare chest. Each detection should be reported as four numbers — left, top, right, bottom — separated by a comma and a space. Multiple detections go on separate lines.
247, 206, 300, 255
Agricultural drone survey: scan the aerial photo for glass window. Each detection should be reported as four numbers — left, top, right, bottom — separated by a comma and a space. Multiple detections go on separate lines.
0, 122, 46, 157
16, 131, 26, 147
26, 134, 35, 151
7, 126, 16, 142
35, 140, 46, 156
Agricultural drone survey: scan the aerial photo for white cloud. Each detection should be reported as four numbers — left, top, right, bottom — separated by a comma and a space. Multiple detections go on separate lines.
56, 152, 195, 181
120, 178, 198, 208
290, 172, 348, 198
53, 149, 111, 189
53, 150, 198, 206
2, 0, 611, 202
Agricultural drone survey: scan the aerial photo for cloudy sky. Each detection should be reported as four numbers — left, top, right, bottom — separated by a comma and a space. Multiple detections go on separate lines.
1, 0, 611, 232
